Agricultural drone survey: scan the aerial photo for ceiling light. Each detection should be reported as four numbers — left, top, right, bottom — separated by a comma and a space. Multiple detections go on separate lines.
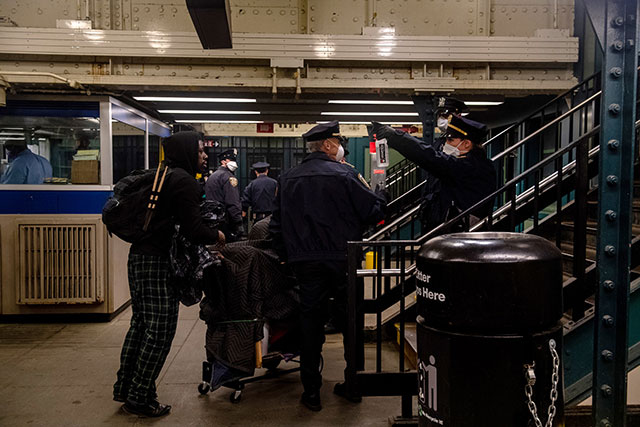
328, 100, 413, 105
463, 101, 504, 106
317, 121, 422, 125
134, 96, 257, 103
175, 120, 264, 124
159, 110, 261, 115
321, 112, 419, 116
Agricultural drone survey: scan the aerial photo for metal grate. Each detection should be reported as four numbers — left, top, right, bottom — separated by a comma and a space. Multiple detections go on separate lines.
17, 224, 103, 304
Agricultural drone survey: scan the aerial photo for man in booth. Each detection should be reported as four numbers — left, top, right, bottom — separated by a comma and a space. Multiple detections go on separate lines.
1, 140, 52, 184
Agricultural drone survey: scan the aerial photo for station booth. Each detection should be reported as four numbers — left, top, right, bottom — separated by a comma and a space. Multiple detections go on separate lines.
0, 96, 170, 318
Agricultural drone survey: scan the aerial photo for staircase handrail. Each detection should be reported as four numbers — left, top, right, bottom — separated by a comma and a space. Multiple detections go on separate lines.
490, 91, 601, 162
364, 91, 603, 243
482, 72, 601, 149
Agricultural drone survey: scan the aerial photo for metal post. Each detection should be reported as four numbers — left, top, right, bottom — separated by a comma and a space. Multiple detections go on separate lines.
345, 242, 360, 397
594, 1, 637, 426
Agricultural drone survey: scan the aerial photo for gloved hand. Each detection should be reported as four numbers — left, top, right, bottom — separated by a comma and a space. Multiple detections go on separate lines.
371, 121, 397, 140
374, 184, 391, 203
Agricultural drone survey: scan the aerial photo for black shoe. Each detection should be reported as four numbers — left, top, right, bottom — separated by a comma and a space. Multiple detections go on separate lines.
333, 382, 362, 403
113, 394, 126, 403
122, 399, 171, 417
300, 391, 322, 412
324, 321, 338, 335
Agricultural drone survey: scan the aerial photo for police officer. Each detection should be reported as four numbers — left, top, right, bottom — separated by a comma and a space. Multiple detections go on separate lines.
417, 97, 470, 232
373, 114, 496, 232
241, 161, 278, 222
204, 148, 244, 240
269, 120, 387, 412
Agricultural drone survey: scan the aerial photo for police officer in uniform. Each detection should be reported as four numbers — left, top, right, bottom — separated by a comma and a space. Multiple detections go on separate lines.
241, 161, 278, 222
373, 114, 496, 232
269, 120, 387, 412
204, 148, 244, 240
418, 97, 470, 232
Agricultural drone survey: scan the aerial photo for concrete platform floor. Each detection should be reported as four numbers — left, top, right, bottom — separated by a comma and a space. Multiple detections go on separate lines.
0, 304, 407, 426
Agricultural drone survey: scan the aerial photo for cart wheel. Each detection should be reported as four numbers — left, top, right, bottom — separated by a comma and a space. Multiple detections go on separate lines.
198, 382, 210, 395
229, 389, 242, 403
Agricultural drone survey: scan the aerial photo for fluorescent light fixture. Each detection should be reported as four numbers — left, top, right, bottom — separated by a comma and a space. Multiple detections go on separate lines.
328, 100, 413, 105
159, 110, 260, 115
0, 132, 25, 136
463, 101, 504, 106
175, 120, 264, 124
317, 121, 422, 125
321, 112, 418, 116
461, 112, 470, 116
134, 96, 257, 103
0, 137, 26, 140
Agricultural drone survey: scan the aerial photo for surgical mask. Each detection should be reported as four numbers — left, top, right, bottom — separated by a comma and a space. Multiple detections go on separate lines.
437, 117, 449, 132
442, 141, 462, 157
336, 145, 345, 162
226, 160, 238, 172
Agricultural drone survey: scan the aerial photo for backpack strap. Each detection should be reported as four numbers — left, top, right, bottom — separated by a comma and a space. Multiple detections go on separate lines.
143, 164, 170, 232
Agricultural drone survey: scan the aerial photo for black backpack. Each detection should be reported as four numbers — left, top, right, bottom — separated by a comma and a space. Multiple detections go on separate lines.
102, 165, 171, 243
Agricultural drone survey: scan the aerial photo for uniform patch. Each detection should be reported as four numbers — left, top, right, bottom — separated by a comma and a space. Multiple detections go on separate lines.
229, 177, 238, 187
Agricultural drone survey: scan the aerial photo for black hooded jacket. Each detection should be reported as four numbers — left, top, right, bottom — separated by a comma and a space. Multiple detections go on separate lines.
130, 131, 220, 256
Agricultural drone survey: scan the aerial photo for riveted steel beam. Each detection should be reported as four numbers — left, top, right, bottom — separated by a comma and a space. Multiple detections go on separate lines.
594, 1, 637, 426
0, 28, 578, 63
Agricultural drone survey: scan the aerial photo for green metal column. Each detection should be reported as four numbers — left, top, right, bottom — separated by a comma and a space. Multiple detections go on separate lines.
594, 1, 637, 426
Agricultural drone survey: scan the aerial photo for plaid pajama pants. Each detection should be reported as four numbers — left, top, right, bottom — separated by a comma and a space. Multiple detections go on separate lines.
113, 253, 179, 404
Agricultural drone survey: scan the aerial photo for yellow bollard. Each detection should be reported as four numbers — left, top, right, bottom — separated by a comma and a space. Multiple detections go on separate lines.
365, 251, 377, 269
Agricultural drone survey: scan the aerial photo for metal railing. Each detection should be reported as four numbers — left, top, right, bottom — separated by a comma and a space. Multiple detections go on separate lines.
345, 81, 615, 419
366, 73, 603, 244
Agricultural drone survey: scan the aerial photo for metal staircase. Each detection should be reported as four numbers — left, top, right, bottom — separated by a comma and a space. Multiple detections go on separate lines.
345, 70, 640, 423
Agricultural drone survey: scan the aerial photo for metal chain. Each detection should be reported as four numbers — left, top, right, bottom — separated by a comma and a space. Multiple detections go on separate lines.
524, 339, 560, 427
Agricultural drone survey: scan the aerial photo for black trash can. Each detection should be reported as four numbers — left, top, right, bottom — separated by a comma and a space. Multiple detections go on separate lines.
416, 232, 564, 427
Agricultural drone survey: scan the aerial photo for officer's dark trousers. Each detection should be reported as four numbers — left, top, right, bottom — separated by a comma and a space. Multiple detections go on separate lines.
292, 261, 348, 394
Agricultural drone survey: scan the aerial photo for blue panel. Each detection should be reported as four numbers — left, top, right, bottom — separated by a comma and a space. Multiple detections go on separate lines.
0, 190, 112, 214
1, 101, 100, 118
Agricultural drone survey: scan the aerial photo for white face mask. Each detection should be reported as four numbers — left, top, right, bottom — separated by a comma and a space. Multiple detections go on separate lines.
442, 141, 462, 157
437, 117, 449, 132
226, 160, 238, 172
335, 145, 345, 162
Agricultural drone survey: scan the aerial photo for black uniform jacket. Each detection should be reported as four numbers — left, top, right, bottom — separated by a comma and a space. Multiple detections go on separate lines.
241, 174, 278, 214
204, 165, 243, 225
386, 129, 496, 228
269, 151, 386, 263
131, 132, 220, 256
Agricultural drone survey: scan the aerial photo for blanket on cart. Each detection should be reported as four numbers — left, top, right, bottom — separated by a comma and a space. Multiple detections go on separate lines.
199, 239, 298, 376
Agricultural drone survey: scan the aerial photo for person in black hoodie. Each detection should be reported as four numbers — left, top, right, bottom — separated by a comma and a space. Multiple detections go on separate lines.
114, 131, 224, 417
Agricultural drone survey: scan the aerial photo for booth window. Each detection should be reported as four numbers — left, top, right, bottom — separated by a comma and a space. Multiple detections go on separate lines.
0, 107, 101, 184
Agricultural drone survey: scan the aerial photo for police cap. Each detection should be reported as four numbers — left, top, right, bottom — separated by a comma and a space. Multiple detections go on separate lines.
252, 161, 270, 171
443, 115, 487, 144
436, 97, 468, 115
302, 120, 341, 142
218, 148, 237, 161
